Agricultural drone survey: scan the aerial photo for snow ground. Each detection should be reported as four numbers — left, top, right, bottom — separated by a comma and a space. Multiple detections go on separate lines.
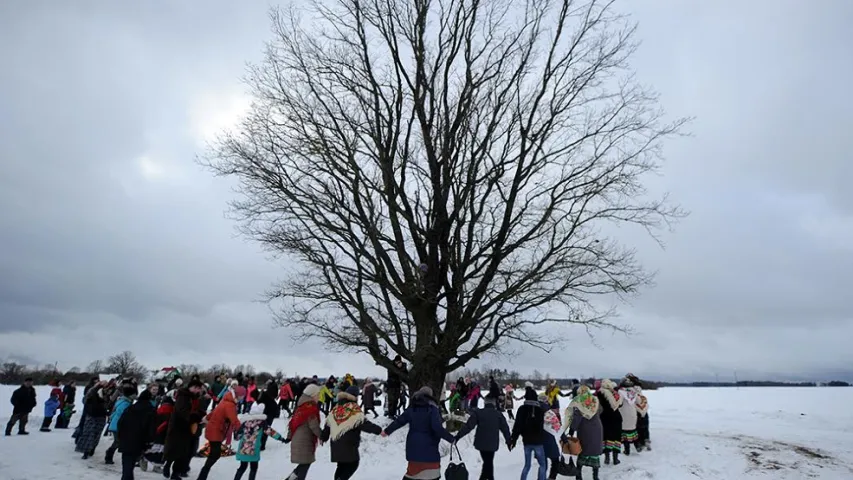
1, 385, 852, 480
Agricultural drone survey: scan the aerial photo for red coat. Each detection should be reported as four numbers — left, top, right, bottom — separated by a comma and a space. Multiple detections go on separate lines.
279, 384, 294, 400
205, 391, 241, 442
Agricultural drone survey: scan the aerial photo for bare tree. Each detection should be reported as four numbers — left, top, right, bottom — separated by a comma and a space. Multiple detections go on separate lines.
106, 351, 147, 379
0, 362, 27, 384
86, 360, 105, 374
204, 0, 685, 394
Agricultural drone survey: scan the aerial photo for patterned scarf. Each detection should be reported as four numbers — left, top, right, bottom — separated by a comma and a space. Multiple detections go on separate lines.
563, 385, 599, 431
326, 399, 365, 441
599, 380, 623, 410
635, 391, 648, 416
288, 400, 320, 443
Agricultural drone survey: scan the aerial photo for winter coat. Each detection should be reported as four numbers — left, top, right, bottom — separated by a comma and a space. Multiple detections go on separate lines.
235, 413, 283, 462
118, 399, 156, 455
258, 388, 281, 420
456, 402, 511, 452
319, 385, 334, 403
205, 391, 240, 442
596, 391, 622, 443
569, 407, 604, 457
320, 399, 382, 463
361, 383, 378, 407
10, 385, 37, 414
511, 400, 545, 446
210, 381, 226, 399
619, 395, 638, 430
85, 387, 109, 418
542, 430, 560, 460
63, 385, 77, 406
386, 363, 407, 390
44, 396, 61, 417
279, 383, 294, 400
385, 392, 454, 463
164, 388, 202, 461
488, 380, 501, 399
108, 396, 133, 433
289, 396, 323, 464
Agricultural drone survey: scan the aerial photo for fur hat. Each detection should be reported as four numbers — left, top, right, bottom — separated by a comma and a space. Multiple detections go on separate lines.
303, 384, 321, 399
524, 381, 534, 389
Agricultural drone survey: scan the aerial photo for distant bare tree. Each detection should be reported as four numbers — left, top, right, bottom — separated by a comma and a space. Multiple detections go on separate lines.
204, 0, 685, 394
86, 360, 105, 374
106, 351, 147, 379
0, 362, 27, 384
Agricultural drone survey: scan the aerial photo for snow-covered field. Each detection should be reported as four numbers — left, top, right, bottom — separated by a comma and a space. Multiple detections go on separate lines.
1, 385, 852, 479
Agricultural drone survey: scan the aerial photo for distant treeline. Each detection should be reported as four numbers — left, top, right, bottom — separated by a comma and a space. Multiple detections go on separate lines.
651, 380, 851, 388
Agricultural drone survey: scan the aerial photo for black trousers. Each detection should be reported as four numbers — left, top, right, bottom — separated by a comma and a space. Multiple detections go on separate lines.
5, 413, 29, 434
121, 452, 137, 480
334, 461, 359, 480
196, 441, 222, 480
235, 461, 259, 480
479, 450, 495, 480
260, 417, 274, 449
289, 464, 311, 480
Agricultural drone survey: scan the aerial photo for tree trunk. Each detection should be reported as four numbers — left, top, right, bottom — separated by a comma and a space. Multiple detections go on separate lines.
406, 356, 449, 403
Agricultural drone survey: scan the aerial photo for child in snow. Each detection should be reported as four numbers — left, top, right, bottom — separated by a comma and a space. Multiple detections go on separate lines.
320, 386, 383, 480
233, 403, 285, 480
40, 392, 61, 432
635, 387, 650, 451
105, 385, 136, 464
561, 385, 604, 480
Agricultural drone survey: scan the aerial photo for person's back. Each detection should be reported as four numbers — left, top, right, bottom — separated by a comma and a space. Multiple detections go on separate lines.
455, 398, 511, 480
385, 387, 454, 463
512, 388, 548, 480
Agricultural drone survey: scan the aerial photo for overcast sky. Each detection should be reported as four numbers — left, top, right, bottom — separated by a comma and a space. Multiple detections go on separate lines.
1, 1, 852, 383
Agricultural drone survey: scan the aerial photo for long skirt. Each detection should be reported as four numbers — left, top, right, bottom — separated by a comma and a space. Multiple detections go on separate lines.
75, 415, 107, 453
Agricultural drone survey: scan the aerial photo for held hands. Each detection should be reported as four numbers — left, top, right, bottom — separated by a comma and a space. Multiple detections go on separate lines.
560, 434, 569, 444
381, 431, 389, 438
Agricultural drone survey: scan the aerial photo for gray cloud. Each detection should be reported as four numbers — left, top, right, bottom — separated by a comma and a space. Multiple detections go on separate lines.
1, 0, 852, 382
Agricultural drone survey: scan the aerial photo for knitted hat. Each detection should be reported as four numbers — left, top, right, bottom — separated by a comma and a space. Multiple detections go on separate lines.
233, 386, 247, 399
303, 384, 321, 399
416, 386, 434, 398
346, 385, 360, 397
524, 381, 534, 389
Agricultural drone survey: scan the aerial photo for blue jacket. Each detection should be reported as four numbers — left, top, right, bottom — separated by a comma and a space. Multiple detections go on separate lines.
108, 396, 133, 433
385, 394, 454, 462
44, 396, 60, 418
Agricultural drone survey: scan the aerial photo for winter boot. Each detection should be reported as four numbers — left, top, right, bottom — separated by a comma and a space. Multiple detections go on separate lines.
603, 451, 610, 465
18, 430, 29, 435
646, 440, 653, 451
162, 463, 171, 479
592, 467, 600, 480
613, 451, 621, 465
575, 465, 583, 480
623, 442, 631, 456
636, 442, 644, 453
40, 417, 52, 432
139, 457, 149, 471
105, 448, 115, 465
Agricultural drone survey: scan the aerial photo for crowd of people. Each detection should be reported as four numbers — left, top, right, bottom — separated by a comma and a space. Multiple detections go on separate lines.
5, 363, 652, 480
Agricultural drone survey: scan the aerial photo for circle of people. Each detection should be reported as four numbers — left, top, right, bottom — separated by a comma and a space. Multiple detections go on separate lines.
5, 368, 651, 480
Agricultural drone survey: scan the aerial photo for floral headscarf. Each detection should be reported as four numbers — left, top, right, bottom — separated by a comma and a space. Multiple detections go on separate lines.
565, 385, 600, 424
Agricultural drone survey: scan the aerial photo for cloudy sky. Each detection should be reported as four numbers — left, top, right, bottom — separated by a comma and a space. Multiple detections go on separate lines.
1, 0, 851, 383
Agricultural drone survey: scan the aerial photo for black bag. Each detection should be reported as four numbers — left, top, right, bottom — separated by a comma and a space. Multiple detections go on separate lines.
445, 444, 469, 480
557, 456, 577, 477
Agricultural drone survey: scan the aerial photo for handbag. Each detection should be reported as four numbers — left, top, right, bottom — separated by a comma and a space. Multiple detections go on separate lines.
556, 456, 578, 477
445, 444, 469, 480
561, 437, 582, 456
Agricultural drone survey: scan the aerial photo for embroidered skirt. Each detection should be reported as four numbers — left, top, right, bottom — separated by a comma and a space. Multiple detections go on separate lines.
404, 461, 441, 480
621, 429, 638, 443
578, 455, 601, 468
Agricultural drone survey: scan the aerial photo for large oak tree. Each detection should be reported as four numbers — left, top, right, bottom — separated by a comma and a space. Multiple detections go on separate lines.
204, 0, 685, 394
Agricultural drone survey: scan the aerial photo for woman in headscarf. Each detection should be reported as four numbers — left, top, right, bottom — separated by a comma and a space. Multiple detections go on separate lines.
285, 384, 323, 480
618, 379, 639, 455
561, 385, 604, 480
595, 379, 623, 466
635, 387, 651, 451
76, 381, 108, 459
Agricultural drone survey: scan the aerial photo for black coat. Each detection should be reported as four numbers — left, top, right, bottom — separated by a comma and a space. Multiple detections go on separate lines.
596, 391, 623, 443
10, 385, 37, 414
386, 363, 408, 390
456, 403, 511, 452
63, 385, 77, 406
320, 407, 383, 463
488, 380, 501, 399
119, 400, 156, 455
511, 400, 545, 446
258, 389, 280, 420
84, 388, 108, 418
164, 389, 202, 460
